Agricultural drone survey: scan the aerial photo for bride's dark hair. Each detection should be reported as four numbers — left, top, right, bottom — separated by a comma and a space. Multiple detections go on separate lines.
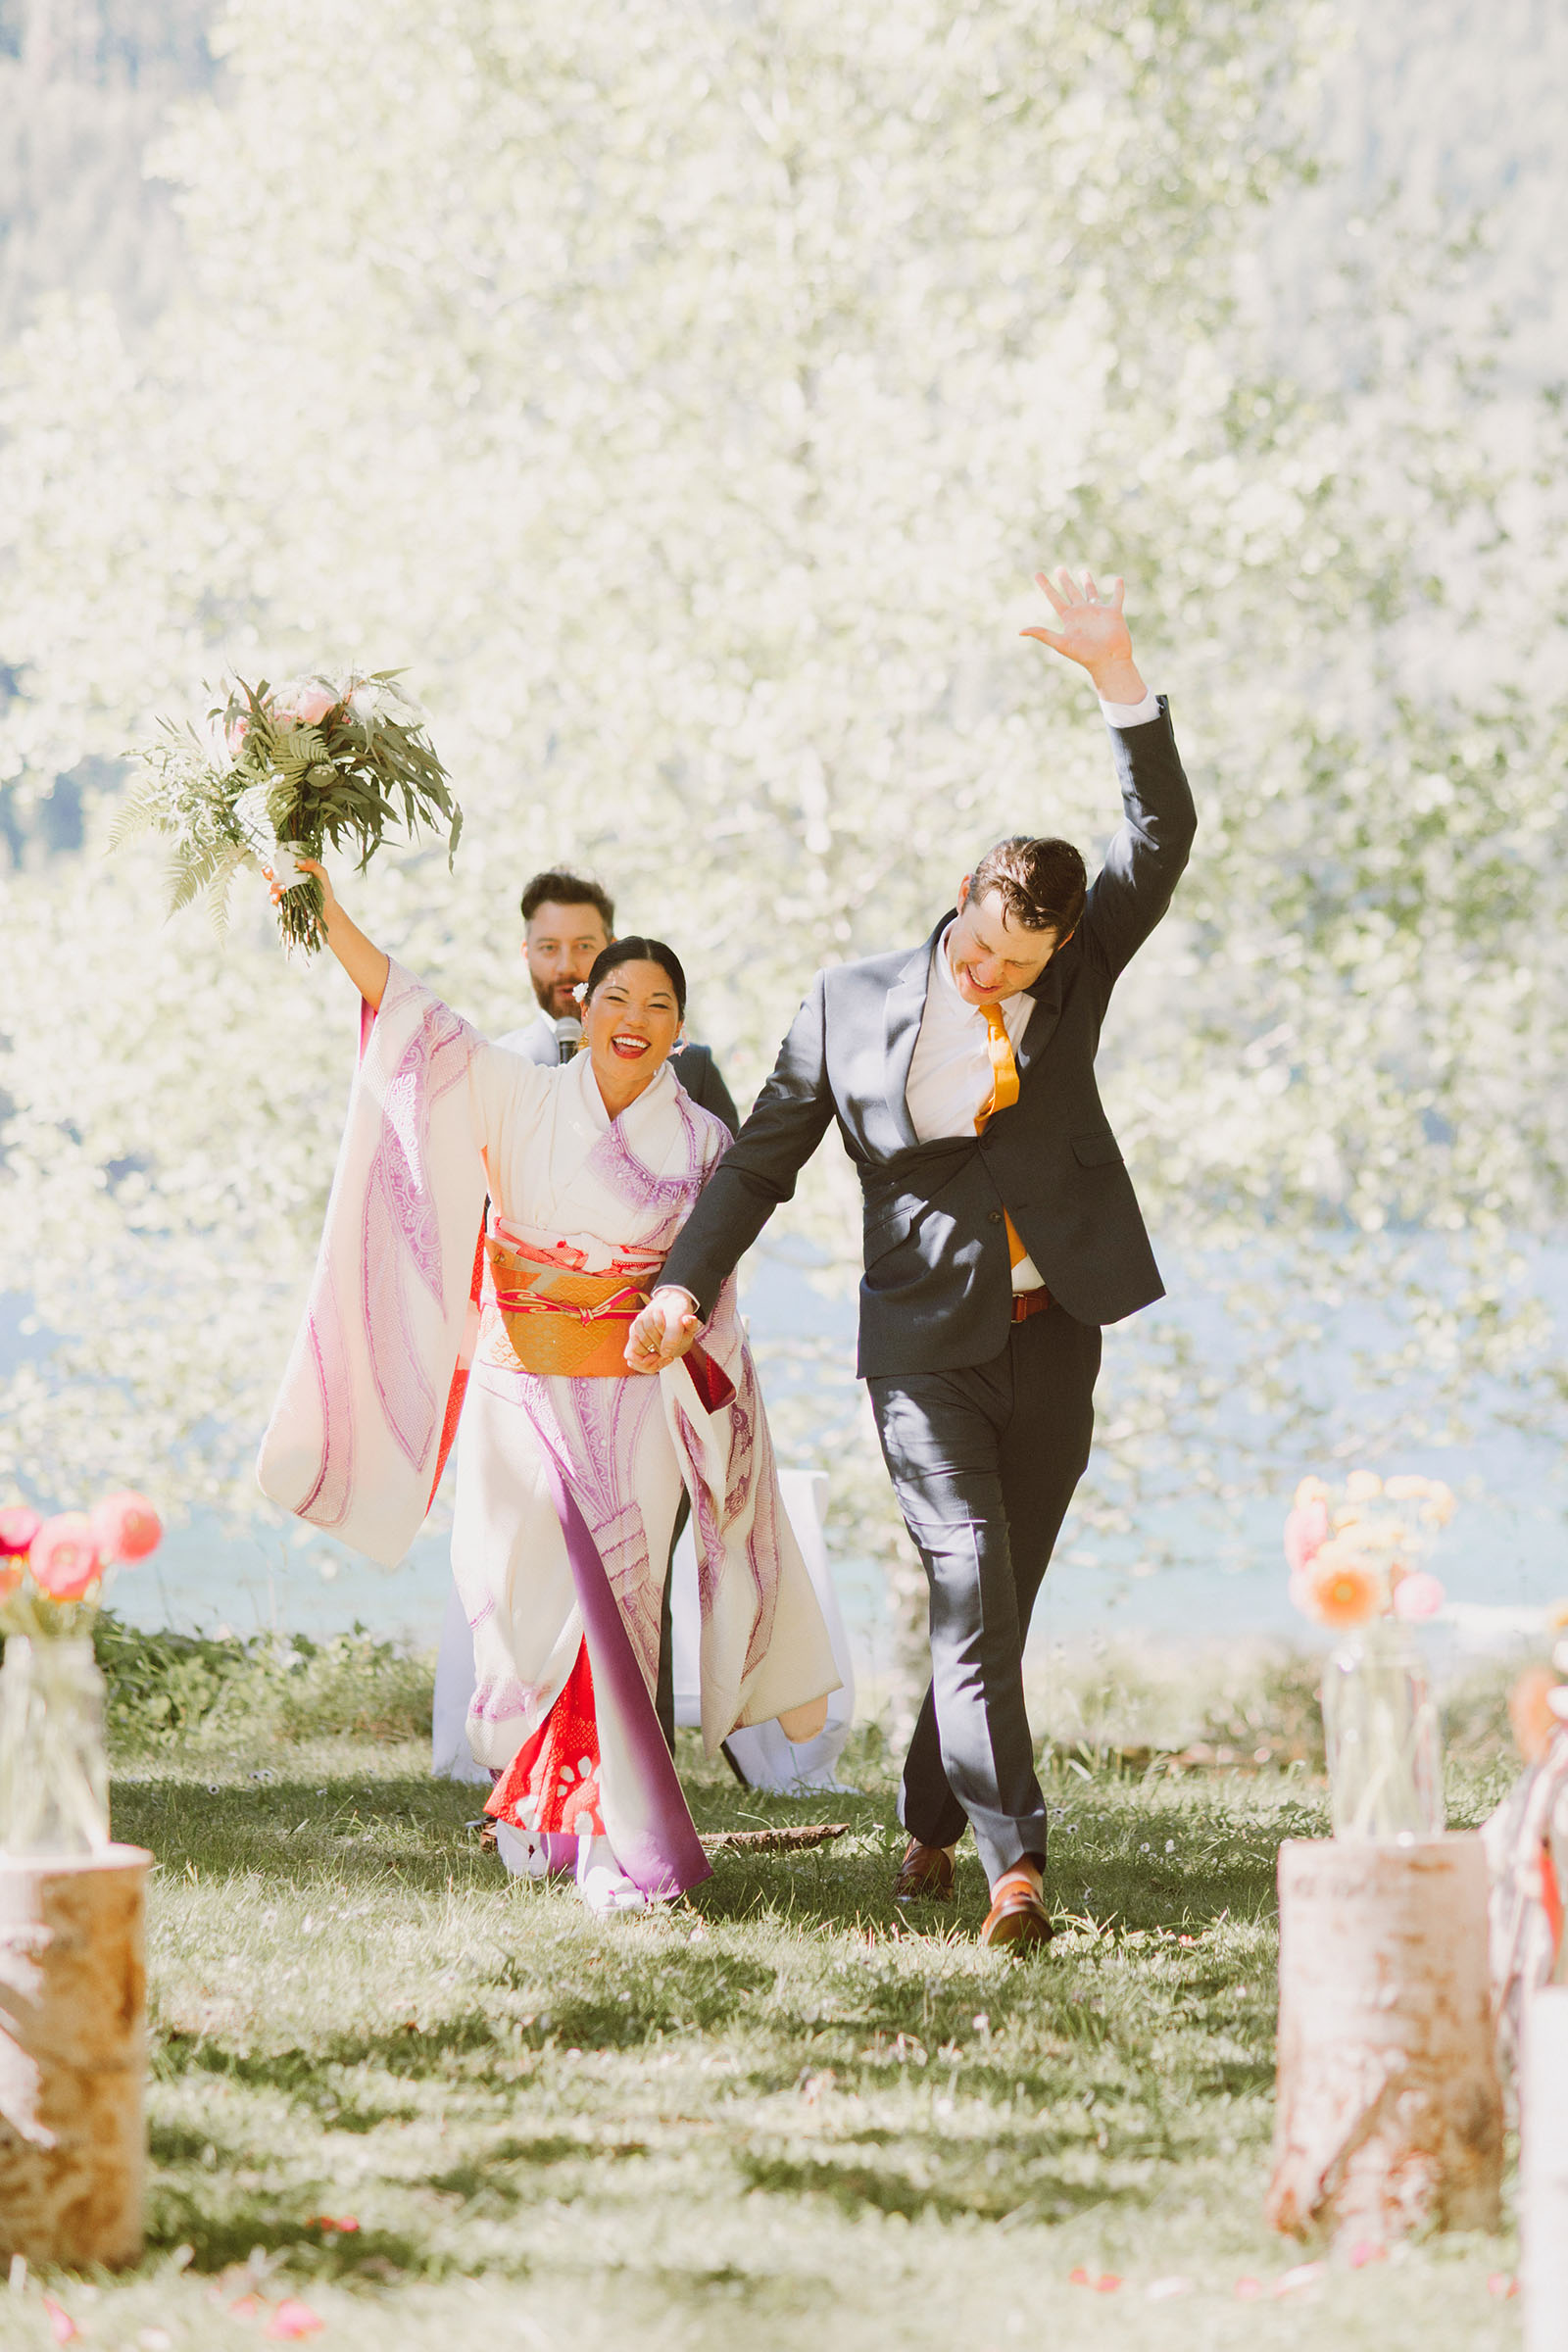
581, 936, 687, 1020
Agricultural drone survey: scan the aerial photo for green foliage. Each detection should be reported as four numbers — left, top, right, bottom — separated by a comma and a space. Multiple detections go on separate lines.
108, 723, 250, 935
119, 671, 463, 952
95, 1611, 435, 1751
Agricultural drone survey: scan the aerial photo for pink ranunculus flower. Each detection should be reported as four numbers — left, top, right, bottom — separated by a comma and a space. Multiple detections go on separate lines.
0, 1503, 42, 1557
1392, 1570, 1445, 1622
90, 1490, 163, 1564
1283, 1497, 1330, 1575
29, 1513, 104, 1601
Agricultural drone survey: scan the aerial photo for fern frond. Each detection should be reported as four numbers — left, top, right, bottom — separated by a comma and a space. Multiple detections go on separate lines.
107, 776, 170, 850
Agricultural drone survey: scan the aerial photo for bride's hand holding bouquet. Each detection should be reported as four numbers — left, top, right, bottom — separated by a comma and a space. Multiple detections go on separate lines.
117, 669, 462, 954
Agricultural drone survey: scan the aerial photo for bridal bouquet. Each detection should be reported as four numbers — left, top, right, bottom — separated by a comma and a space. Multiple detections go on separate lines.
117, 670, 462, 952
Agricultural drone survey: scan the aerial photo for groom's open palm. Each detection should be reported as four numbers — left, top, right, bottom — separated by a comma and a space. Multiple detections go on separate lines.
1020, 568, 1135, 683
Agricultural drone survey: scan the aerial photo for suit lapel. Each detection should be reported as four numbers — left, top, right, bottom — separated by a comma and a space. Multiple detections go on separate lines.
884, 917, 948, 1151
1013, 959, 1063, 1080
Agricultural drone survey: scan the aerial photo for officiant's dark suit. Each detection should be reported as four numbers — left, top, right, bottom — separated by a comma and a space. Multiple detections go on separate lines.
658, 698, 1195, 1893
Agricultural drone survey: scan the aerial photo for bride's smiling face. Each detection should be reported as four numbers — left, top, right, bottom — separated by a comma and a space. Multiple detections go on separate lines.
581, 959, 682, 1097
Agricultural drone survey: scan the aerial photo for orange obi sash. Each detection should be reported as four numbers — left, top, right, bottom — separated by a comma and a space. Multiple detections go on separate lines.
485, 1232, 655, 1378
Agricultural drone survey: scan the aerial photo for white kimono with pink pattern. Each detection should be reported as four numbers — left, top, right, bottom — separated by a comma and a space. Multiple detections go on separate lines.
258, 961, 838, 1895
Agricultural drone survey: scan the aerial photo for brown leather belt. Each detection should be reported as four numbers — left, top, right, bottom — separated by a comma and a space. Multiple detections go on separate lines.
1010, 1287, 1053, 1324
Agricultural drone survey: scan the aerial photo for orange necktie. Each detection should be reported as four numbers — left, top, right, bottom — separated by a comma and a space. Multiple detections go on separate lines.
976, 1005, 1027, 1270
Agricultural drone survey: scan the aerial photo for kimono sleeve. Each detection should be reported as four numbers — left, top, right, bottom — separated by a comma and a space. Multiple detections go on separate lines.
466, 1034, 555, 1170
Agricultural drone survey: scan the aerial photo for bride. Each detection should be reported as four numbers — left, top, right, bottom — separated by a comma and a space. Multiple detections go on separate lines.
257, 859, 837, 1916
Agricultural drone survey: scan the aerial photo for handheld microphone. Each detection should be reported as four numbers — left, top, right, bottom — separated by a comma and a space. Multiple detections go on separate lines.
553, 1015, 582, 1064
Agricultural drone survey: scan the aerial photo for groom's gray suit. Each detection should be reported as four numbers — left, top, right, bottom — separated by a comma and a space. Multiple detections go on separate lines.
660, 701, 1196, 1882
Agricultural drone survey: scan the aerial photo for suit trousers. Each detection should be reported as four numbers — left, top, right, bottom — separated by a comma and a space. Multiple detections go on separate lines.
868, 1303, 1102, 1887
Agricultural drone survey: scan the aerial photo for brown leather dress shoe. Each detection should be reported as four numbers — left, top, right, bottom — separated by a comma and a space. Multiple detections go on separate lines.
891, 1839, 956, 1902
979, 1871, 1054, 1951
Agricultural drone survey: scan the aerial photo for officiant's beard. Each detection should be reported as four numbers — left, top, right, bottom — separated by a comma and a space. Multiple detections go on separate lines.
532, 972, 586, 1018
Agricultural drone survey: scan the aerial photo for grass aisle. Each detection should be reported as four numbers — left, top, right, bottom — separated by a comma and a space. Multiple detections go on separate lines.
10, 1732, 1521, 2351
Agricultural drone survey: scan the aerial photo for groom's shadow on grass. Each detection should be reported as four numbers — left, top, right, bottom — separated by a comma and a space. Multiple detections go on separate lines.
112, 1758, 1284, 1936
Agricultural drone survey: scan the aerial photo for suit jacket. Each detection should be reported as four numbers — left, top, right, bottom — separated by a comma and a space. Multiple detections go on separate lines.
661, 700, 1197, 1377
495, 1012, 741, 1136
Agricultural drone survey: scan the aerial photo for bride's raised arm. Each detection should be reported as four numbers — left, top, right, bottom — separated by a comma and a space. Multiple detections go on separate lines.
267, 855, 389, 1009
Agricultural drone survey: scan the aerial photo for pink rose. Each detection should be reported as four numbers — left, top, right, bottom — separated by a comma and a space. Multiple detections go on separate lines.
89, 1490, 163, 1564
1283, 1497, 1329, 1574
28, 1513, 104, 1601
1392, 1570, 1444, 1621
0, 1503, 42, 1557
270, 679, 337, 728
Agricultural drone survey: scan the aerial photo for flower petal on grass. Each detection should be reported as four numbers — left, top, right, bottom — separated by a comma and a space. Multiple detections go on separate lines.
1234, 2276, 1263, 2299
1347, 2239, 1386, 2269
266, 2302, 325, 2340
1145, 2277, 1193, 2300
1487, 2273, 1518, 2299
41, 2298, 78, 2345
1274, 2263, 1324, 2295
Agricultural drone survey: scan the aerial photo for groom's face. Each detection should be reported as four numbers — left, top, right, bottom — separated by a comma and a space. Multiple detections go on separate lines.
948, 880, 1063, 1004
524, 898, 612, 1018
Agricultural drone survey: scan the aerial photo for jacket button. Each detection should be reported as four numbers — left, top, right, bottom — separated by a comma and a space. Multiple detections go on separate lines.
988, 1210, 1003, 1224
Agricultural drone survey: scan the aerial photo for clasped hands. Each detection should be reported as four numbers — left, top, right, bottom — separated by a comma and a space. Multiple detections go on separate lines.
624, 1287, 702, 1374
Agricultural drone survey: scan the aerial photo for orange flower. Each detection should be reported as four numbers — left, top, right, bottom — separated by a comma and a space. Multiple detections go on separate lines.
1302, 1546, 1382, 1628
1509, 1666, 1562, 1766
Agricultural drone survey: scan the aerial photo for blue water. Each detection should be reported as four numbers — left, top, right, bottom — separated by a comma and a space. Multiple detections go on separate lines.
8, 1240, 1568, 1671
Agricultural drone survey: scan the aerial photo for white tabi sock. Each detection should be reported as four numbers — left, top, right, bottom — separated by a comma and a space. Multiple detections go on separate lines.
574, 1834, 646, 1918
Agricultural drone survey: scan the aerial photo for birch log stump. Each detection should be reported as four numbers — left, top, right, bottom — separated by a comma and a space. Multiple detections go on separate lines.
1522, 1984, 1568, 2352
0, 1845, 152, 2268
1266, 1835, 1502, 2246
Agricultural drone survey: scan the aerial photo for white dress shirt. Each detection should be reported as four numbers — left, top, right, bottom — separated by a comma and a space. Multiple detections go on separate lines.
495, 1006, 571, 1063
902, 686, 1161, 1294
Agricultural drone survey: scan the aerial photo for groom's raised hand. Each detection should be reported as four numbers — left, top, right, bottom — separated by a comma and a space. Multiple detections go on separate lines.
1021, 567, 1148, 707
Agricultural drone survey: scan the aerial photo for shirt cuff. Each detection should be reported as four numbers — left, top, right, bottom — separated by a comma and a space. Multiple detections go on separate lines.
1099, 686, 1161, 729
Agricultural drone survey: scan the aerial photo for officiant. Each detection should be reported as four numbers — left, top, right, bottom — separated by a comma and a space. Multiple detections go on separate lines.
496, 868, 740, 1131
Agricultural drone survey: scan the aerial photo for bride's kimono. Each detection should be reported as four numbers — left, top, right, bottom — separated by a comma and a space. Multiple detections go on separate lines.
257, 960, 838, 1896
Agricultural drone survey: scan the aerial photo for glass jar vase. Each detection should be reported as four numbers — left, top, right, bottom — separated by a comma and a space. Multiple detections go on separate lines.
0, 1635, 111, 1855
1322, 1621, 1446, 1842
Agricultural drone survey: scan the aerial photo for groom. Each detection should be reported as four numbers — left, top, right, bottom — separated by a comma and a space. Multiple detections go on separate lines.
625, 569, 1196, 1948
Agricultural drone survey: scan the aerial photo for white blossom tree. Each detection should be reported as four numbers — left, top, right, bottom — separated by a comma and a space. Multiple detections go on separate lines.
0, 0, 1564, 1612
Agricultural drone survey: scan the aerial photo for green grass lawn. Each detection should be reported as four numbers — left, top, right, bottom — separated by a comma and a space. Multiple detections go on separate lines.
6, 1726, 1524, 2352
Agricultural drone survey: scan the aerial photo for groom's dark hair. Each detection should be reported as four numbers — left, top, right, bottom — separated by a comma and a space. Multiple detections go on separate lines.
519, 868, 615, 932
971, 835, 1087, 939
